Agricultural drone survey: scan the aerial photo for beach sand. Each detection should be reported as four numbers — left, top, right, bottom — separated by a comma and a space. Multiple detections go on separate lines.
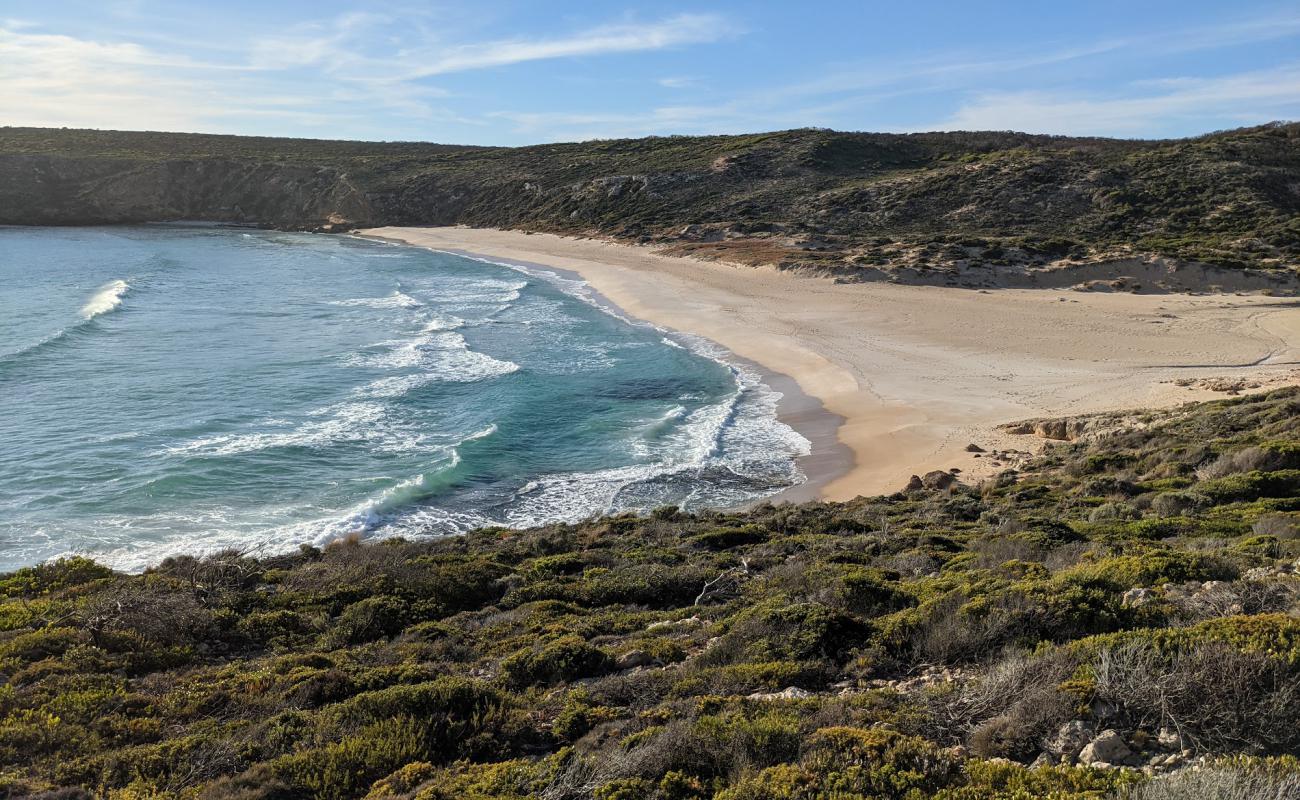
362, 226, 1300, 501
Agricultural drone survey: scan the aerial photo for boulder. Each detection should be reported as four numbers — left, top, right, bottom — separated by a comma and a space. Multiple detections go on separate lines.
921, 470, 957, 490
965, 443, 986, 453
747, 686, 813, 701
1155, 728, 1183, 750
1121, 587, 1155, 607
1078, 730, 1133, 767
1003, 417, 1092, 441
615, 650, 655, 670
1033, 420, 1071, 440
1044, 720, 1092, 761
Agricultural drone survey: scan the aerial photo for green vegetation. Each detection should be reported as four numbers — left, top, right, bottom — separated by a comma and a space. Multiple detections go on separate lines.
2, 123, 1298, 277
2, 387, 1300, 798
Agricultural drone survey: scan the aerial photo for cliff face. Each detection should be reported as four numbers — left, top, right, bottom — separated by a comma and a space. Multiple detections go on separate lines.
0, 154, 373, 229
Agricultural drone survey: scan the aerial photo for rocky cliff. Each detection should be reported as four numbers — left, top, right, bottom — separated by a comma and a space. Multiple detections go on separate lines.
0, 154, 372, 229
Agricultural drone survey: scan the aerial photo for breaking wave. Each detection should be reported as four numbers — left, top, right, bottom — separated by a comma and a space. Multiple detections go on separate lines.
81, 279, 130, 319
0, 280, 131, 368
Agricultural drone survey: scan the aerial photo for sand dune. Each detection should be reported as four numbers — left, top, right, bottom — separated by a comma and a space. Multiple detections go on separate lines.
362, 226, 1300, 500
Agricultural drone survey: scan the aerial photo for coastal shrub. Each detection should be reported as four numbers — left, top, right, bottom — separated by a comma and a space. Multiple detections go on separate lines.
938, 759, 1138, 799
688, 525, 770, 550
1198, 470, 1300, 505
328, 596, 411, 646
362, 760, 436, 799
593, 709, 804, 786
505, 563, 707, 609
920, 649, 1075, 752
1056, 552, 1232, 589
1087, 639, 1300, 753
1196, 443, 1300, 481
797, 727, 960, 797
553, 689, 618, 742
0, 627, 84, 667
1171, 579, 1299, 622
238, 609, 316, 645
1253, 513, 1300, 539
273, 715, 432, 800
671, 661, 833, 696
500, 635, 612, 689
1122, 755, 1300, 799
0, 557, 113, 599
390, 757, 557, 800
707, 601, 869, 665
1149, 492, 1208, 518
325, 678, 506, 735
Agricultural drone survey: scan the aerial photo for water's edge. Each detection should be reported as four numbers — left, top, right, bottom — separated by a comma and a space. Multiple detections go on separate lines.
358, 235, 852, 506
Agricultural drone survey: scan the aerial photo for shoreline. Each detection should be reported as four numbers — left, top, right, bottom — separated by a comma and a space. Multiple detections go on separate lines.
361, 226, 1300, 500
361, 236, 851, 502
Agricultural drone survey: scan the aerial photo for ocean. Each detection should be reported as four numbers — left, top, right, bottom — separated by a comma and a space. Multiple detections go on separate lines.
0, 225, 809, 571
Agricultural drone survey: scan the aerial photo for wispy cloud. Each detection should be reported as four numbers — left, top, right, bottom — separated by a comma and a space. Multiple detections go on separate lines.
247, 11, 389, 71
0, 12, 733, 138
494, 10, 1300, 141
404, 14, 730, 78
933, 64, 1300, 136
2, 7, 1297, 143
0, 24, 234, 132
657, 76, 700, 89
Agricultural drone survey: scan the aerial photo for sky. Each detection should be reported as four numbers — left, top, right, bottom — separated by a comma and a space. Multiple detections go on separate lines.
2, 1, 1299, 145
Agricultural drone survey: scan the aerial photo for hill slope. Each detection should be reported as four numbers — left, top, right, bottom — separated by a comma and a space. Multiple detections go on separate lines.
2, 388, 1299, 798
2, 124, 1298, 281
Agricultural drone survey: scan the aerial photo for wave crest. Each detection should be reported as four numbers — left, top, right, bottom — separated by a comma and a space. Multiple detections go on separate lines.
329, 290, 423, 309
81, 279, 129, 319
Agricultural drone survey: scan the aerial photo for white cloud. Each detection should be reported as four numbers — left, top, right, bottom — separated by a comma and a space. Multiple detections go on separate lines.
0, 24, 224, 131
401, 14, 730, 78
2, 8, 1297, 143
247, 12, 389, 71
657, 76, 699, 89
934, 64, 1300, 136
499, 10, 1300, 142
0, 12, 732, 138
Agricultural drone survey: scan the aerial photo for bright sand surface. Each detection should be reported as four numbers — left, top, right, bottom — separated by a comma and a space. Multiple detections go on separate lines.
362, 227, 1300, 501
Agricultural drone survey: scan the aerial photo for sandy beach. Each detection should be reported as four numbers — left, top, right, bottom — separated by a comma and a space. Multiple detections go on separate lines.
362, 226, 1300, 501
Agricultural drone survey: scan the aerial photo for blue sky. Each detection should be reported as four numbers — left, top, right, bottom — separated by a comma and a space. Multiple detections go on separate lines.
2, 1, 1298, 144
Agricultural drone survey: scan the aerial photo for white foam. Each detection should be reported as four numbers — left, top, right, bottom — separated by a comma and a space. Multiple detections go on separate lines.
329, 290, 423, 309
498, 355, 811, 526
422, 278, 528, 305
81, 279, 129, 319
277, 421, 494, 545
351, 330, 520, 381
355, 373, 439, 398
422, 314, 465, 332
161, 402, 430, 457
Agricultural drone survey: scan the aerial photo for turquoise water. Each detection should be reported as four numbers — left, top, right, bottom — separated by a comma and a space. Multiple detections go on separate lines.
0, 225, 807, 571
